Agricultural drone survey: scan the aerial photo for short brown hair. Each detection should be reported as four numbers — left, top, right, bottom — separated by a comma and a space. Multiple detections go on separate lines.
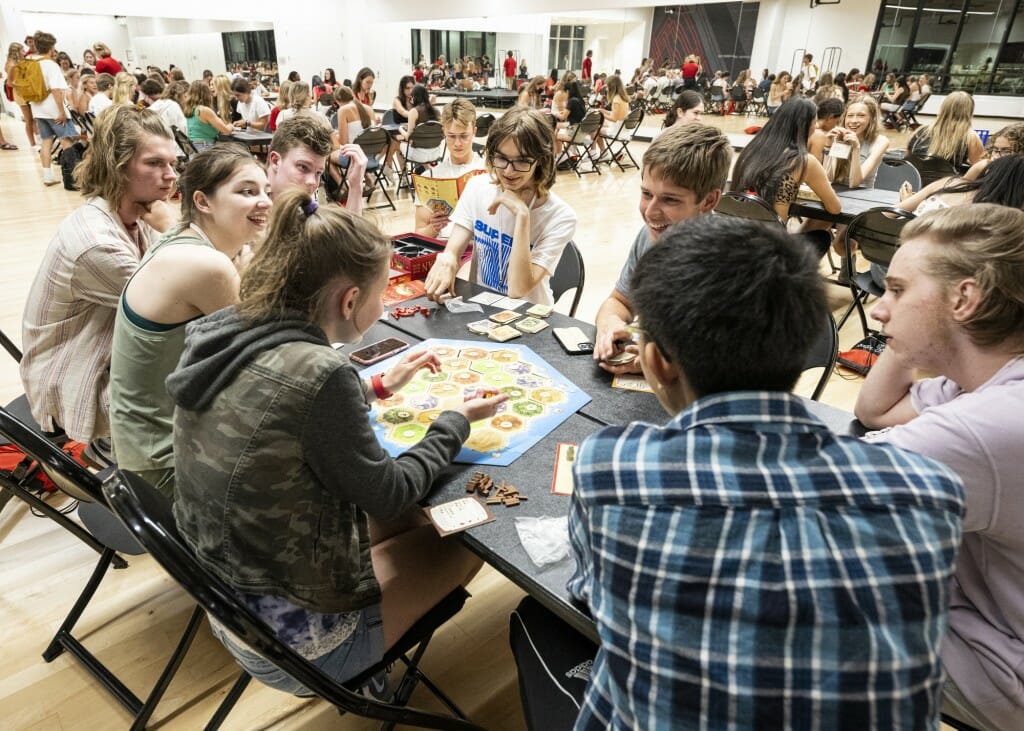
442, 98, 476, 129
903, 204, 1024, 350
270, 112, 333, 159
95, 73, 115, 91
33, 31, 57, 54
231, 77, 251, 94
238, 187, 391, 323
73, 106, 173, 208
642, 123, 731, 200
484, 106, 557, 198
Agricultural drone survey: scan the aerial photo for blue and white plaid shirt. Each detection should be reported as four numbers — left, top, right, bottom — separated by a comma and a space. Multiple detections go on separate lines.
568, 392, 964, 730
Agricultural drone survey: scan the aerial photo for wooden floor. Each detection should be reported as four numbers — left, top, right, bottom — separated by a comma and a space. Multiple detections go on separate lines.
0, 106, 977, 729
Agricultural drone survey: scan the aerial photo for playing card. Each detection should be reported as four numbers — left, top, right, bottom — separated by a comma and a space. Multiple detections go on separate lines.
515, 316, 549, 334
488, 325, 522, 342
489, 310, 522, 325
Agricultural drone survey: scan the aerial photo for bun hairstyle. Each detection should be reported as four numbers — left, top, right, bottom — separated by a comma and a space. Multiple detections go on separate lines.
238, 187, 391, 323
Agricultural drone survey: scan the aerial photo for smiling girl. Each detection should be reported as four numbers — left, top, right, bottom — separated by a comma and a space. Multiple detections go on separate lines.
424, 106, 577, 304
828, 96, 890, 188
110, 146, 271, 496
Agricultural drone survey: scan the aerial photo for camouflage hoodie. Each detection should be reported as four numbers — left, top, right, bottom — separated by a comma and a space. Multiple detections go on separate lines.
167, 306, 470, 613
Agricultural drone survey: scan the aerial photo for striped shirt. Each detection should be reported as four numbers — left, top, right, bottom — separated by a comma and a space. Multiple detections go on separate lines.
568, 392, 964, 730
20, 198, 156, 442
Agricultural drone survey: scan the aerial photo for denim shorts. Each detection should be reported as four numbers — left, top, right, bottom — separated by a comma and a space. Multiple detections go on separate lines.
210, 604, 385, 695
36, 117, 79, 140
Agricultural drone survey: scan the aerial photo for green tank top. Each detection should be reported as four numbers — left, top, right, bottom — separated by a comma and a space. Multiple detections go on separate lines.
109, 229, 212, 475
187, 106, 220, 143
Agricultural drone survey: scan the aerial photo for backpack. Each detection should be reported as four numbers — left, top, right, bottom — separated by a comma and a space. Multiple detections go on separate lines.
13, 57, 49, 104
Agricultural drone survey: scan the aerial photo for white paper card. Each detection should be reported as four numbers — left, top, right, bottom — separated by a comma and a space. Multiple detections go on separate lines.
468, 291, 504, 305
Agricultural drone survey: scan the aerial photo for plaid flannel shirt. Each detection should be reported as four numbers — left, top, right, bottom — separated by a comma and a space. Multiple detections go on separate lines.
568, 392, 964, 730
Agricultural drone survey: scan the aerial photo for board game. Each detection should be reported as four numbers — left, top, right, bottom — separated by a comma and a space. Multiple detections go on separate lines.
361, 338, 591, 466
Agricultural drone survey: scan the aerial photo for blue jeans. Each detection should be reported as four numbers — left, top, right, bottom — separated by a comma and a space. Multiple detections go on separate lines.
210, 604, 385, 695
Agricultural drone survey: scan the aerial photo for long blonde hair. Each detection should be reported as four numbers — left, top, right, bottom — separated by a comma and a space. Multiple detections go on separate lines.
211, 74, 234, 122
833, 97, 882, 184
288, 82, 312, 112
111, 72, 137, 106
919, 91, 975, 162
275, 80, 293, 111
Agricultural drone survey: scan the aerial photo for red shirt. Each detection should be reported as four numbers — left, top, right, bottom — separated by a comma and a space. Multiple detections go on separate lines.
94, 56, 122, 75
413, 67, 424, 83
503, 57, 517, 78
582, 56, 592, 81
682, 61, 698, 79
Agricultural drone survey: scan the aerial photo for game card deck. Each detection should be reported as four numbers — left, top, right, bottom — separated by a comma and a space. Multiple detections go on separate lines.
489, 310, 522, 325
515, 316, 549, 334
488, 325, 522, 342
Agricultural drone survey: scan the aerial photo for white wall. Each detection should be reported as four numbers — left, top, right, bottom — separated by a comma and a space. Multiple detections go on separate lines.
750, 0, 880, 77
20, 11, 131, 67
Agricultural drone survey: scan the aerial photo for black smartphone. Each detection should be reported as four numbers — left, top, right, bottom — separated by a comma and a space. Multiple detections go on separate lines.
552, 327, 595, 355
349, 337, 410, 366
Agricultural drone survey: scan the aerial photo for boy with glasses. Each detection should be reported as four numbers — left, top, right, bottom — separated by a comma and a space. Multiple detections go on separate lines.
424, 106, 576, 305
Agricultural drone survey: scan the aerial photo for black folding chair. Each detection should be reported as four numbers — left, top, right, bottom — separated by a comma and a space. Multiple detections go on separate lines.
905, 153, 957, 188
472, 113, 495, 157
803, 313, 839, 402
103, 468, 485, 731
549, 241, 585, 318
595, 108, 643, 172
351, 126, 397, 212
836, 207, 916, 336
903, 92, 930, 129
555, 111, 603, 178
0, 326, 21, 364
171, 125, 200, 163
706, 87, 726, 115
0, 407, 205, 731
400, 120, 446, 191
509, 596, 597, 731
715, 191, 785, 227
874, 158, 922, 192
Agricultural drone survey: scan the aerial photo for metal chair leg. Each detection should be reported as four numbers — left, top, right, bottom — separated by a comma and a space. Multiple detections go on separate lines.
129, 605, 205, 731
204, 671, 252, 730
43, 547, 117, 662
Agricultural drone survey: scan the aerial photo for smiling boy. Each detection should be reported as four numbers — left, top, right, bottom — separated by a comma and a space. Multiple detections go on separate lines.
593, 123, 731, 372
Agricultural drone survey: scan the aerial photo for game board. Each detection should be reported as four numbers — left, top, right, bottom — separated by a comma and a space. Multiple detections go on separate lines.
361, 338, 592, 466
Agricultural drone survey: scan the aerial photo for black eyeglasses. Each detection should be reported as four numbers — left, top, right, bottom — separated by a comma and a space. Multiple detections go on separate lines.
490, 152, 536, 172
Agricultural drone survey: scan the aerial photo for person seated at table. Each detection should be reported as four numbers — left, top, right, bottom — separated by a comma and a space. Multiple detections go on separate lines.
855, 204, 1024, 731
898, 155, 1024, 215
423, 106, 576, 305
517, 76, 546, 108
182, 80, 233, 152
88, 73, 115, 116
553, 80, 587, 159
731, 97, 841, 229
273, 111, 365, 212
354, 66, 377, 111
907, 91, 985, 172
808, 97, 844, 162
231, 77, 271, 131
413, 98, 485, 239
170, 188, 503, 697
20, 106, 178, 465
147, 79, 188, 139
391, 75, 414, 123
276, 82, 315, 128
395, 84, 442, 169
593, 124, 730, 374
569, 214, 965, 730
827, 96, 890, 188
267, 80, 292, 132
767, 71, 792, 114
109, 146, 271, 495
961, 121, 1024, 180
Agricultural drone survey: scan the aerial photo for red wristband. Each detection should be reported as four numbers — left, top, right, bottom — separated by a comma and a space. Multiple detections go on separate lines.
371, 373, 392, 400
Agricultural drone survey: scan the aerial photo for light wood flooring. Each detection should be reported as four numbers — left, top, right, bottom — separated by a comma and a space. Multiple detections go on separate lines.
0, 107, 980, 730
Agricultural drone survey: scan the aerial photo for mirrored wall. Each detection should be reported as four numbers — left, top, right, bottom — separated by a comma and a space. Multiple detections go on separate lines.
870, 0, 1024, 95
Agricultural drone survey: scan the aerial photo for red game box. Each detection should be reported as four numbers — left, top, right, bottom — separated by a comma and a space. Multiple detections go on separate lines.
391, 233, 446, 280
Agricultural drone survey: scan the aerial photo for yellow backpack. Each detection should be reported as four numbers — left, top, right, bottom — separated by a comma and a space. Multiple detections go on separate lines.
13, 58, 49, 104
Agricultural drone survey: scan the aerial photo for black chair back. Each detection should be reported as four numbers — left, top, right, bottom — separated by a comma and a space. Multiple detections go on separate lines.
846, 207, 916, 268
102, 469, 483, 731
715, 192, 785, 227
1, 327, 22, 363
382, 109, 397, 126
802, 313, 839, 402
874, 159, 922, 192
905, 153, 956, 187
475, 113, 495, 138
171, 125, 200, 162
0, 406, 104, 503
549, 241, 585, 318
408, 120, 445, 153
